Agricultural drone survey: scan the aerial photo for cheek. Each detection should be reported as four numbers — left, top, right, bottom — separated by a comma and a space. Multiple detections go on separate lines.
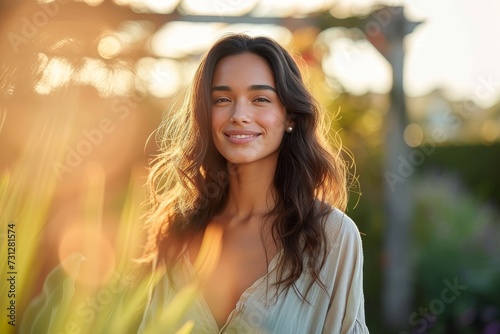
263, 112, 286, 132
211, 110, 224, 132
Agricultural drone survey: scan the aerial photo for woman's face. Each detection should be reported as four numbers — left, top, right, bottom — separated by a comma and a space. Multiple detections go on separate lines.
210, 53, 289, 166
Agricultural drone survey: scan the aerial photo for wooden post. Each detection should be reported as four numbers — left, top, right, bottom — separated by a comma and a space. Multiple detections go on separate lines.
366, 7, 421, 330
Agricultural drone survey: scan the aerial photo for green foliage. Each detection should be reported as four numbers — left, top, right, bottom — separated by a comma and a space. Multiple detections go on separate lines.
412, 173, 500, 332
0, 109, 196, 334
20, 253, 84, 334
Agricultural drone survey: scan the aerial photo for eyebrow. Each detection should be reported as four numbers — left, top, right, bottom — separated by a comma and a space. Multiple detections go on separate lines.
211, 84, 277, 93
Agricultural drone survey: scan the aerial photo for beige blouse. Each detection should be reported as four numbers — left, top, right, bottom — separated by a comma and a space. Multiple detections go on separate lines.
139, 208, 369, 333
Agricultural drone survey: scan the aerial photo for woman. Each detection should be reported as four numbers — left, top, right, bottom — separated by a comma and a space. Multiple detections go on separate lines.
139, 34, 368, 333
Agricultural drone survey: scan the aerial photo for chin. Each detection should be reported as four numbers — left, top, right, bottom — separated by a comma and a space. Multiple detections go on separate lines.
226, 157, 254, 164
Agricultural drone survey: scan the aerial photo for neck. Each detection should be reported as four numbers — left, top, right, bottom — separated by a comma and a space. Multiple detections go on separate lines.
222, 158, 278, 220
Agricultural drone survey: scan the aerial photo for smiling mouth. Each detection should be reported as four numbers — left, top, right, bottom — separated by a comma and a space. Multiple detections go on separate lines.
226, 134, 259, 139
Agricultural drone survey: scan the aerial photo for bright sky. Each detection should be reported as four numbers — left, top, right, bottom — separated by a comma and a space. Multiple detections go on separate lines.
330, 0, 500, 107
404, 0, 500, 108
38, 0, 500, 108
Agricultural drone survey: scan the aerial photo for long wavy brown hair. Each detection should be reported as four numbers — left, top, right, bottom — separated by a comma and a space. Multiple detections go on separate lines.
142, 33, 349, 299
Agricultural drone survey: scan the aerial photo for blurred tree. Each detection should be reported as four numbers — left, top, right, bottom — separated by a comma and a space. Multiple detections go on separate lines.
366, 7, 422, 330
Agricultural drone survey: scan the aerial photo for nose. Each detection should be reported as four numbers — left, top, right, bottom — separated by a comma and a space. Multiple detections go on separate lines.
229, 100, 251, 124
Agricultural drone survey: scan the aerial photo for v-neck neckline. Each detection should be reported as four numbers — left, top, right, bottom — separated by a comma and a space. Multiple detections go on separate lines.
183, 249, 282, 332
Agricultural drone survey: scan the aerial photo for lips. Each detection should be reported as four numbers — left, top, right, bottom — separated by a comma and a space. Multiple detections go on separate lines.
224, 130, 261, 136
223, 130, 261, 144
227, 134, 258, 139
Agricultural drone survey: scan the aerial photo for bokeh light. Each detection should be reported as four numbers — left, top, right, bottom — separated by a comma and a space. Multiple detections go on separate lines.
404, 123, 424, 147
98, 34, 123, 59
481, 119, 500, 143
180, 0, 258, 16
319, 28, 392, 94
151, 21, 225, 58
58, 224, 116, 286
35, 56, 74, 95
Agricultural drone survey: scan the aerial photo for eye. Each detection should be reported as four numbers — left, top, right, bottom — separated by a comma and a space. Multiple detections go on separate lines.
214, 97, 231, 104
254, 97, 271, 103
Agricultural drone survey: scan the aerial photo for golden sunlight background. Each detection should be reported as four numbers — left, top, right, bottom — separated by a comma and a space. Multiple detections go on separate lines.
1, 0, 500, 333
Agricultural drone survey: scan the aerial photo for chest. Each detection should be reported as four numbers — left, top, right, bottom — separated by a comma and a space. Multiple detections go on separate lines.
188, 224, 278, 328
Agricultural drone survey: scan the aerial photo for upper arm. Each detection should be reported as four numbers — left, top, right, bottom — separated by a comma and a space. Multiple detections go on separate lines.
321, 209, 369, 333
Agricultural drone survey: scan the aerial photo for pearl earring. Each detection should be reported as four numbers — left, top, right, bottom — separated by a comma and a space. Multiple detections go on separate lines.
286, 126, 293, 133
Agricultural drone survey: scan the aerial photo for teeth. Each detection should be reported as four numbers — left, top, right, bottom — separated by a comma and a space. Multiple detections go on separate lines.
229, 134, 256, 138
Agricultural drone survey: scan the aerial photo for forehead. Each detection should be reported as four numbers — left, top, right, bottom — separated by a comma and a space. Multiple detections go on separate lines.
212, 53, 275, 86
